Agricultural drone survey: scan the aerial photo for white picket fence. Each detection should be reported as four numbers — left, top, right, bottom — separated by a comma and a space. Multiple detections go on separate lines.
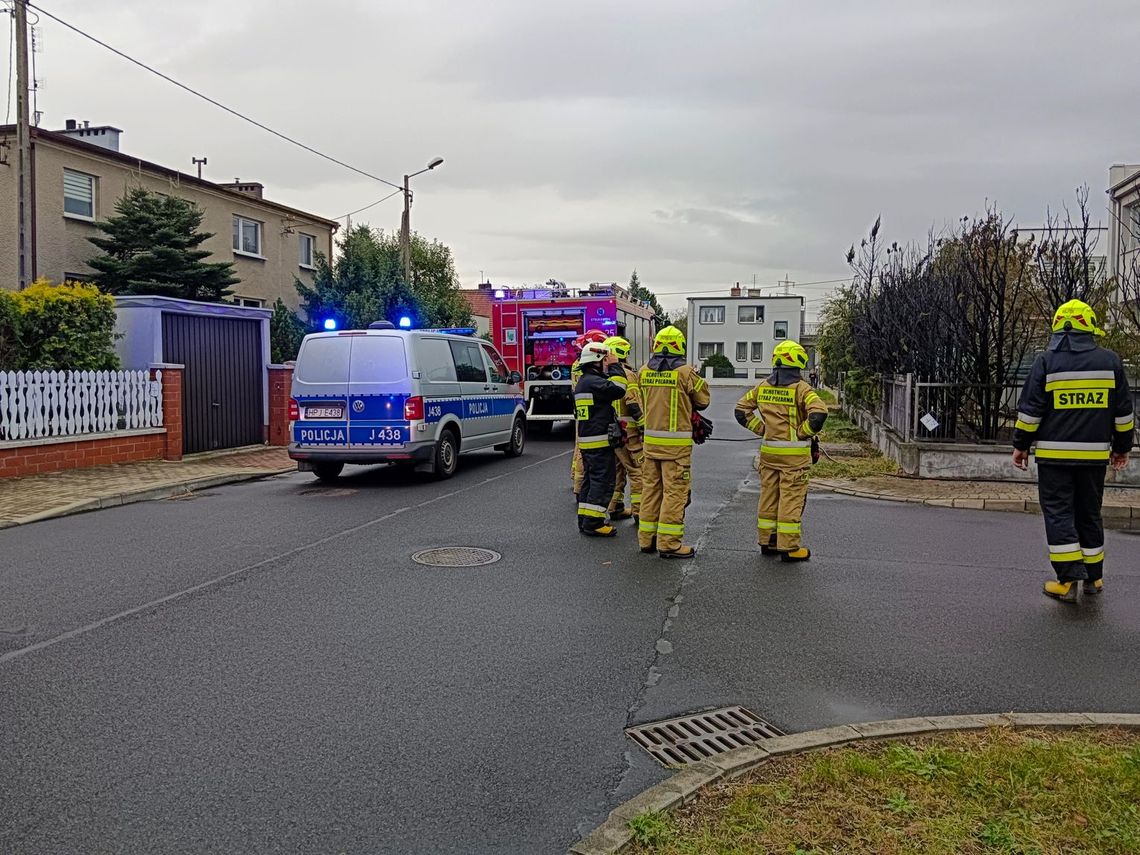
0, 369, 164, 442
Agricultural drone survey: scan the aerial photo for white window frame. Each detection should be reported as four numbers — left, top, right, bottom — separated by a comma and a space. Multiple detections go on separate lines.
751, 342, 764, 362
298, 233, 316, 269
233, 215, 264, 259
235, 297, 265, 308
773, 321, 789, 340
63, 169, 96, 221
737, 305, 764, 324
697, 342, 724, 360
698, 305, 725, 325
735, 341, 748, 362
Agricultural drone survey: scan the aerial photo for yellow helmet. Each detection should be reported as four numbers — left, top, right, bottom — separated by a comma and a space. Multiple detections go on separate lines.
602, 336, 631, 360
653, 325, 686, 356
1052, 299, 1105, 336
773, 340, 809, 369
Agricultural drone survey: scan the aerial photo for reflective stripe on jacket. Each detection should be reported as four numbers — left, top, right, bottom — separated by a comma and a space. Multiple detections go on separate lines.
638, 355, 711, 459
735, 375, 828, 471
574, 369, 625, 448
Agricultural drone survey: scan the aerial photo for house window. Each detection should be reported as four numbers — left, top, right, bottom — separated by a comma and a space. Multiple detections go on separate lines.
63, 169, 96, 219
735, 342, 748, 362
751, 342, 764, 362
774, 321, 788, 340
698, 305, 725, 324
299, 233, 316, 268
738, 305, 764, 324
235, 297, 265, 308
232, 216, 263, 256
697, 342, 724, 360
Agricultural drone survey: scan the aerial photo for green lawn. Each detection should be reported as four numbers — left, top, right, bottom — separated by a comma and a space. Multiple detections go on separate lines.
810, 410, 898, 480
629, 728, 1140, 855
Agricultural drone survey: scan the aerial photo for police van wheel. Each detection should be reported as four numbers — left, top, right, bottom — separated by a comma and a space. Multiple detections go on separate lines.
312, 462, 344, 483
434, 430, 459, 480
502, 417, 526, 458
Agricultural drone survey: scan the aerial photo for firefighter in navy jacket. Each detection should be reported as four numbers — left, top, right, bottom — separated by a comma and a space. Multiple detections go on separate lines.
1012, 300, 1134, 602
574, 341, 627, 536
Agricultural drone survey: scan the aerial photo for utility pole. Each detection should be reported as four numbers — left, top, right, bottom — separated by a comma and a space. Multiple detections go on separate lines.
778, 275, 795, 296
192, 156, 207, 179
400, 173, 412, 284
15, 0, 34, 288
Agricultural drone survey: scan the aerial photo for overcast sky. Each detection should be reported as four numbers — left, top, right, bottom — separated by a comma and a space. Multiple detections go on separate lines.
12, 0, 1140, 315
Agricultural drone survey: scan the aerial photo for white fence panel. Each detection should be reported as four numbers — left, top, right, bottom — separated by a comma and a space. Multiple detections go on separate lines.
0, 369, 163, 442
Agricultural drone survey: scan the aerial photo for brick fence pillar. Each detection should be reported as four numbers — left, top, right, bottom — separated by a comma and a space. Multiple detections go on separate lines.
151, 363, 185, 461
267, 364, 295, 447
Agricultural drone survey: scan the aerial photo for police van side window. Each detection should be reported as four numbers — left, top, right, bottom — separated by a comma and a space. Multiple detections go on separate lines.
417, 338, 458, 382
482, 344, 509, 383
449, 340, 487, 383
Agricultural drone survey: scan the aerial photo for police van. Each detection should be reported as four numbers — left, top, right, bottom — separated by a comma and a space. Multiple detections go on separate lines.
288, 323, 526, 481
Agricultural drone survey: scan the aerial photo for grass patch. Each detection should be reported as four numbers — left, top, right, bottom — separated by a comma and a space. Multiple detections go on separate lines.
815, 388, 837, 404
817, 410, 866, 444
811, 454, 897, 480
627, 728, 1140, 855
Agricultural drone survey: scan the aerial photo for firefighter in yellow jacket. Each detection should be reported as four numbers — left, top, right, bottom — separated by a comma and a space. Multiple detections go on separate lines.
735, 341, 828, 561
603, 336, 644, 521
638, 326, 711, 559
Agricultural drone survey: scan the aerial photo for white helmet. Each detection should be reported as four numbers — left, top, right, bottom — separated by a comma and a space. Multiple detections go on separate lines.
577, 342, 610, 366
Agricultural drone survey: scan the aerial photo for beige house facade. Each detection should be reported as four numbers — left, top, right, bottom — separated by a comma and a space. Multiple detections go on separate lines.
0, 123, 337, 309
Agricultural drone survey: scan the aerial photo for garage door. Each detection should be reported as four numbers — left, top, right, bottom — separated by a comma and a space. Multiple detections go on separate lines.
162, 313, 264, 454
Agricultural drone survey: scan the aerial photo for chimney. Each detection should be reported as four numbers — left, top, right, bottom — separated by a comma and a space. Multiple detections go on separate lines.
56, 121, 123, 152
730, 282, 742, 297
747, 287, 762, 297
218, 180, 265, 199
65, 119, 77, 130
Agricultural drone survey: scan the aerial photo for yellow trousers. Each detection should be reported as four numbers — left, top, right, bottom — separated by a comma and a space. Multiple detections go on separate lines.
638, 453, 692, 552
757, 465, 810, 550
610, 444, 643, 513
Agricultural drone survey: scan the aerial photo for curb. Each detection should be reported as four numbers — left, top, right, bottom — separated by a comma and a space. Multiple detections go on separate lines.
810, 481, 1139, 527
0, 467, 295, 530
569, 712, 1140, 855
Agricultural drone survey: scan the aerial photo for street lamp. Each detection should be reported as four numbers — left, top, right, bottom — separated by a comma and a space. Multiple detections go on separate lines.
400, 157, 444, 284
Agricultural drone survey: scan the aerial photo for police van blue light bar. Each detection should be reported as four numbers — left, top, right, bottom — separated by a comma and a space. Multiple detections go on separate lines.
419, 327, 477, 336
322, 318, 338, 330
398, 316, 413, 329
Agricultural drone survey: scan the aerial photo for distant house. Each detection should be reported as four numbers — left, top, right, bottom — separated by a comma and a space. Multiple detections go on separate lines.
1108, 164, 1140, 300
459, 284, 495, 337
0, 120, 338, 308
686, 287, 809, 377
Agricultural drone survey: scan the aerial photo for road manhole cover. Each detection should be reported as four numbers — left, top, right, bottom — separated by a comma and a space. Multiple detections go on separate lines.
625, 706, 784, 767
411, 547, 501, 567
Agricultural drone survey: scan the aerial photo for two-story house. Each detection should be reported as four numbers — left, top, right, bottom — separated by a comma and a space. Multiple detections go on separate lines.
686, 289, 806, 377
0, 120, 337, 308
1108, 164, 1140, 308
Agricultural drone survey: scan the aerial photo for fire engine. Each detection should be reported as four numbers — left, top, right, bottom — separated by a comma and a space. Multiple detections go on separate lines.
490, 283, 658, 431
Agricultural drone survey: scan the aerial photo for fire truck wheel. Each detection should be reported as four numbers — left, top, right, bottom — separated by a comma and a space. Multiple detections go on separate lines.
500, 417, 526, 457
433, 429, 459, 480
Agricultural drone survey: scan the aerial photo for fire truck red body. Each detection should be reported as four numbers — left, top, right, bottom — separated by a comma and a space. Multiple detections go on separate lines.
490, 283, 658, 428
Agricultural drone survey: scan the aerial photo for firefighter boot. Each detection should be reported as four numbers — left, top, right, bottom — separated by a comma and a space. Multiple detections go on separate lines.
1083, 579, 1103, 596
780, 547, 811, 563
1043, 580, 1079, 603
610, 504, 634, 521
760, 534, 779, 556
582, 524, 618, 538
640, 537, 657, 554
659, 545, 696, 560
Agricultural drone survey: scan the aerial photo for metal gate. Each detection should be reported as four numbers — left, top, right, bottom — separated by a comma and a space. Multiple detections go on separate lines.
162, 313, 264, 454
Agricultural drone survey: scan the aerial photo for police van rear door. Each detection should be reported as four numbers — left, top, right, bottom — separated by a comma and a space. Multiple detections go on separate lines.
292, 334, 351, 448
347, 333, 414, 447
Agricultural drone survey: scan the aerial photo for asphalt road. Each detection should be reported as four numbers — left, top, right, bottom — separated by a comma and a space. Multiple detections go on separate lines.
2, 397, 1138, 853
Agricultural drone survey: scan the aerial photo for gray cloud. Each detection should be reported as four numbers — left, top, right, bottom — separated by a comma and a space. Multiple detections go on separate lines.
22, 0, 1140, 314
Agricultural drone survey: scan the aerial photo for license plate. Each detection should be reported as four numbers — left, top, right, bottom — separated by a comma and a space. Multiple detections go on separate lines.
305, 405, 344, 419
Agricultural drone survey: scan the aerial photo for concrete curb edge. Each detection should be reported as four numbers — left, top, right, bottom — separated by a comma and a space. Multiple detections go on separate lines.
569, 711, 1140, 855
0, 467, 295, 529
810, 481, 1137, 522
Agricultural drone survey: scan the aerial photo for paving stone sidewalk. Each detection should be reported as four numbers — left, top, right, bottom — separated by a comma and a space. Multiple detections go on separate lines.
812, 474, 1140, 528
0, 447, 295, 528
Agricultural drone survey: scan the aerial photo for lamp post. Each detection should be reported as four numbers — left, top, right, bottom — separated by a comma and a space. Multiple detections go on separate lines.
400, 157, 444, 284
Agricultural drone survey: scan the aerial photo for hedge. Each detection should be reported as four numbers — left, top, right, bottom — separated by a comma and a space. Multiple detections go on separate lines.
0, 279, 119, 370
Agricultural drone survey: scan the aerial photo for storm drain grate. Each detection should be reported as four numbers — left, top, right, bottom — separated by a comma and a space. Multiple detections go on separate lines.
411, 547, 502, 567
625, 706, 784, 767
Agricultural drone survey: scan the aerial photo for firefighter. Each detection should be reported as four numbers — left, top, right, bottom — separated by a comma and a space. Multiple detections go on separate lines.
735, 340, 828, 561
603, 336, 644, 521
637, 326, 711, 559
571, 329, 608, 495
1012, 299, 1134, 603
575, 341, 627, 536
